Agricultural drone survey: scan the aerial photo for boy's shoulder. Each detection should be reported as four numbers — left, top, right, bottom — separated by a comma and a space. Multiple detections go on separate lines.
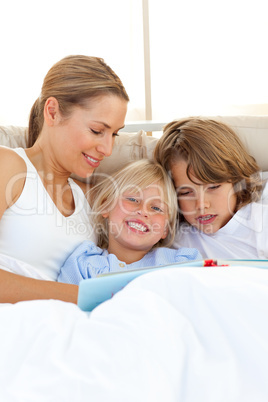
260, 179, 268, 202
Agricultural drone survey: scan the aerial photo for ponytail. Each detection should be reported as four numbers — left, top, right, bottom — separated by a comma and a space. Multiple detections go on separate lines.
28, 98, 43, 147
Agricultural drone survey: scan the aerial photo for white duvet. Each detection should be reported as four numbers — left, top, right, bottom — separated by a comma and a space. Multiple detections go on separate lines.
1, 266, 268, 402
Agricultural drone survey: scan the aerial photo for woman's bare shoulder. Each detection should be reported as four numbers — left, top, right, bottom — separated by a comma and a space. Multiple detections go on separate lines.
0, 146, 27, 171
0, 147, 27, 216
0, 147, 27, 182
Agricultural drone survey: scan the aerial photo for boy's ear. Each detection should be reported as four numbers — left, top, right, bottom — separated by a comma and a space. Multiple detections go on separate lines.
44, 97, 61, 126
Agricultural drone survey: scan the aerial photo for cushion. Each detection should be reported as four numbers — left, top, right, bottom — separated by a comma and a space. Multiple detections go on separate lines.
1, 116, 268, 173
0, 125, 27, 148
212, 116, 268, 171
93, 130, 158, 177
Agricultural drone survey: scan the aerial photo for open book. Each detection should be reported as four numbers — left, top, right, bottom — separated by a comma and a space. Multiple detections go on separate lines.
77, 259, 268, 312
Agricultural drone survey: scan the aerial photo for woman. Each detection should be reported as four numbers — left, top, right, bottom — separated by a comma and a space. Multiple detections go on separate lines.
0, 55, 128, 303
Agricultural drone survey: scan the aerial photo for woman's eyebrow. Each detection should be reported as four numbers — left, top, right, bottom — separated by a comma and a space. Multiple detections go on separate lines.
92, 120, 125, 130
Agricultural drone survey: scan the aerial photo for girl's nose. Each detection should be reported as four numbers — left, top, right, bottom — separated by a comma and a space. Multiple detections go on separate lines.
136, 203, 149, 217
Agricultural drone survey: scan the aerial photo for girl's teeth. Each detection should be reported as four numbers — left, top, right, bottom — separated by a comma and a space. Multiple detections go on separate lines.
128, 222, 147, 232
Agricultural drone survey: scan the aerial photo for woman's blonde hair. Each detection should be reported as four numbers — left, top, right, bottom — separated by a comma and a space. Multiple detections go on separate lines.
89, 159, 178, 249
154, 117, 263, 215
28, 55, 129, 147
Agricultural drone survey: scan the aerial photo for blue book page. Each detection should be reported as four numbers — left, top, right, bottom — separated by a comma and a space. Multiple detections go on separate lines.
77, 259, 268, 312
77, 260, 204, 312
219, 259, 268, 268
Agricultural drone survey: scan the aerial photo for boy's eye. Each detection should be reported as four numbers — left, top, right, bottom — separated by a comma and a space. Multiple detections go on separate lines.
208, 184, 221, 190
178, 189, 194, 197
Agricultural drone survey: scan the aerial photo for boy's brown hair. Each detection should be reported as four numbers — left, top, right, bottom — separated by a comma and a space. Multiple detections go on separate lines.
154, 117, 263, 213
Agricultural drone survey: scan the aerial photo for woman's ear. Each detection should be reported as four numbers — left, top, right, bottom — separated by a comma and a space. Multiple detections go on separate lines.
44, 97, 61, 126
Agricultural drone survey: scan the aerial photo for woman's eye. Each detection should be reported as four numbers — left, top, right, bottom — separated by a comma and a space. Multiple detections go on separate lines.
91, 129, 119, 137
90, 129, 101, 135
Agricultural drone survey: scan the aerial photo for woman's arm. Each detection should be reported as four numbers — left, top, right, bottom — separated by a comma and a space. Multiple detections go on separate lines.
0, 269, 78, 304
0, 149, 78, 304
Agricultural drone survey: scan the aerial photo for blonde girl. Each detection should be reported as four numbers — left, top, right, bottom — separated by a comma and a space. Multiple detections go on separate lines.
59, 159, 201, 284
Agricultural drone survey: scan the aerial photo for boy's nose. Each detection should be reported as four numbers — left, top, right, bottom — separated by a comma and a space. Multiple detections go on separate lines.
195, 191, 210, 211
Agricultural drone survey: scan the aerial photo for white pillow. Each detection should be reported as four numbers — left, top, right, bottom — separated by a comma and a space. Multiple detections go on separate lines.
93, 130, 157, 177
0, 126, 158, 182
0, 125, 27, 148
1, 116, 268, 172
212, 116, 268, 171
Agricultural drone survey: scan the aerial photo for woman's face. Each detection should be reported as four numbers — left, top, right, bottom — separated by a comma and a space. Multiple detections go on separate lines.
171, 160, 237, 234
50, 94, 127, 178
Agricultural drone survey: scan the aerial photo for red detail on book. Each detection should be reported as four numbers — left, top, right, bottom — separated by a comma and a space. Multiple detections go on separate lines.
204, 259, 229, 267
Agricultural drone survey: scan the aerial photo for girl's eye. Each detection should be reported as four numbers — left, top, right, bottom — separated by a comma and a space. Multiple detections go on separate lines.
151, 206, 164, 213
126, 197, 138, 203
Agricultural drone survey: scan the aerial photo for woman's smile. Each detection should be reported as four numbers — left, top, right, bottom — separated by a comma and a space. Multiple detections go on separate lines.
82, 152, 101, 168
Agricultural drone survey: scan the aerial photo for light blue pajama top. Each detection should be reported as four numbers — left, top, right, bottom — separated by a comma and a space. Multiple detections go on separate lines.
58, 241, 202, 285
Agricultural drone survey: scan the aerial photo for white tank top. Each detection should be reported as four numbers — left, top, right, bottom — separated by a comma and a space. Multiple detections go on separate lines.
0, 148, 96, 280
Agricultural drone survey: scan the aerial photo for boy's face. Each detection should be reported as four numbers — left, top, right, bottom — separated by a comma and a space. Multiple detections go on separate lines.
171, 160, 237, 234
102, 182, 169, 255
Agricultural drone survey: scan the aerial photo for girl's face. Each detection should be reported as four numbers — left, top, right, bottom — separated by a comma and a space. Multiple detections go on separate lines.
48, 94, 127, 178
102, 182, 169, 257
171, 160, 237, 234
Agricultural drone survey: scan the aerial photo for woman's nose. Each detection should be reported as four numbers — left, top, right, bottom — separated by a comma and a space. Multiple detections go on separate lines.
96, 134, 114, 157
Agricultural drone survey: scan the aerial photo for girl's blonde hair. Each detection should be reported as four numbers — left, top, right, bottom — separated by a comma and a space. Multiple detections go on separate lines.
89, 159, 178, 249
154, 117, 263, 215
28, 55, 129, 147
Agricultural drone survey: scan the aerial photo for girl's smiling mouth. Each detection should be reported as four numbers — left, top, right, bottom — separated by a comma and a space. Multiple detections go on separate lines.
126, 220, 149, 233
